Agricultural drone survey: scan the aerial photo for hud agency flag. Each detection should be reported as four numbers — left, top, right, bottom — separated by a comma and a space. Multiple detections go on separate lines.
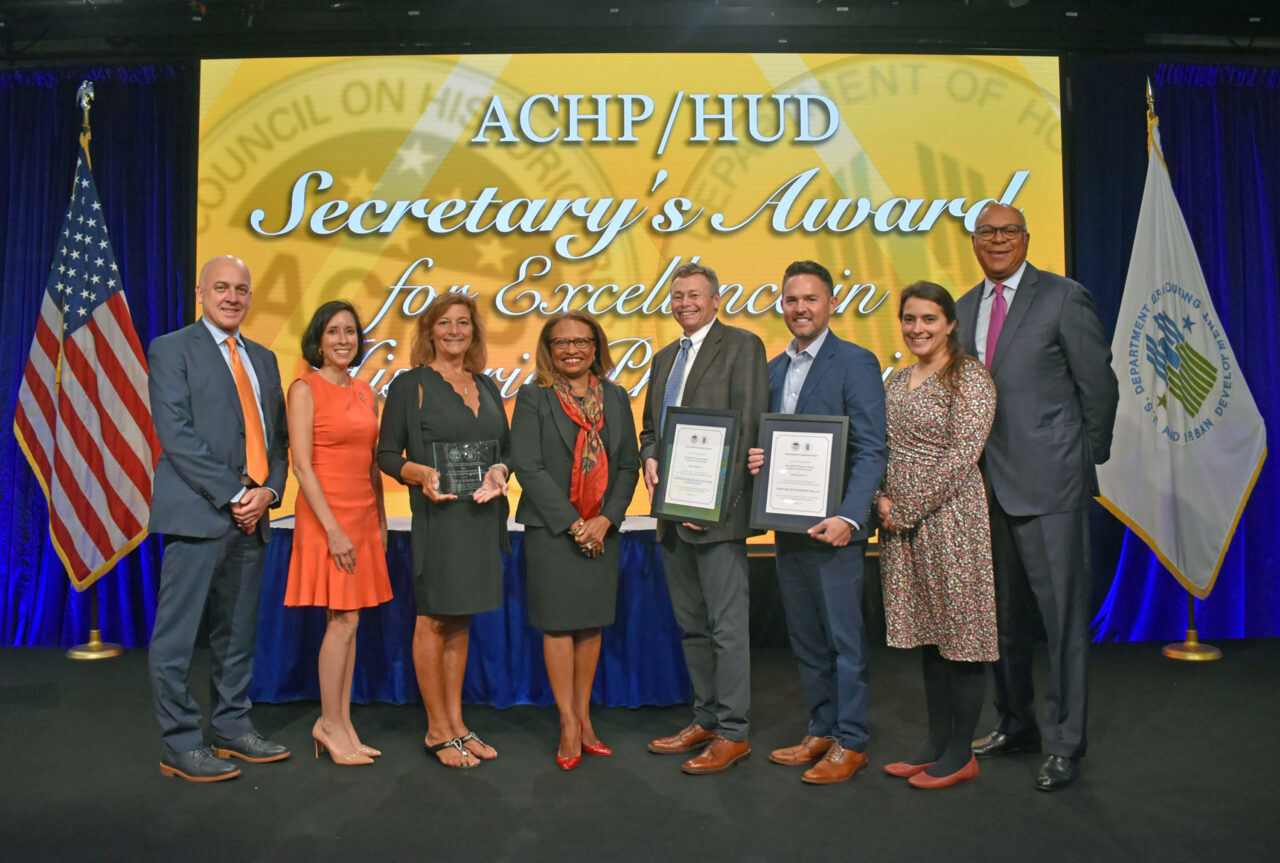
13, 146, 160, 590
1096, 117, 1266, 598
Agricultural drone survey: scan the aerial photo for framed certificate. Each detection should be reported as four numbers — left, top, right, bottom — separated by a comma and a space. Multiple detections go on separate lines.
749, 413, 849, 533
651, 407, 741, 527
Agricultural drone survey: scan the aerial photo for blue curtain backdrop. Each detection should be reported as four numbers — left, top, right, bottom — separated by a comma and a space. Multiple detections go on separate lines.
251, 530, 691, 708
0, 65, 192, 649
2, 59, 1278, 702
1083, 63, 1280, 640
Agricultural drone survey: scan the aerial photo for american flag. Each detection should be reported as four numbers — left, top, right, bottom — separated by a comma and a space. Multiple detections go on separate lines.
12, 147, 160, 591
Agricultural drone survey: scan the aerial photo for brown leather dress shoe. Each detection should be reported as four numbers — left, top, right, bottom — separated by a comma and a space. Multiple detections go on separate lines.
801, 742, 868, 785
680, 737, 751, 774
769, 735, 833, 766
649, 723, 716, 755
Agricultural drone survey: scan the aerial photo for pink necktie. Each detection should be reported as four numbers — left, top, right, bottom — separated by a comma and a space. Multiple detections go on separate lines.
984, 283, 1007, 370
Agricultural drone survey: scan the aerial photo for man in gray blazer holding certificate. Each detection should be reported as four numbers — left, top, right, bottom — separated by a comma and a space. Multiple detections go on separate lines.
146, 255, 291, 782
747, 260, 887, 784
956, 204, 1118, 792
640, 261, 769, 775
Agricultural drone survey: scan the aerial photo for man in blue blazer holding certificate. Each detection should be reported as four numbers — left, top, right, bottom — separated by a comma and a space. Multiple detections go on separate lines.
748, 260, 887, 784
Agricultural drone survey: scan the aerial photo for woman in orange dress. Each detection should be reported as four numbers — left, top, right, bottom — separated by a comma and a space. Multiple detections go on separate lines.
285, 300, 392, 766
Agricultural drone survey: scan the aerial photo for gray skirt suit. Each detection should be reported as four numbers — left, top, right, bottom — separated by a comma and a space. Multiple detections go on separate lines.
510, 380, 640, 631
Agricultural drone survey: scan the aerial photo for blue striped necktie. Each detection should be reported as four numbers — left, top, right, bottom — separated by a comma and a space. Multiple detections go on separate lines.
661, 337, 692, 433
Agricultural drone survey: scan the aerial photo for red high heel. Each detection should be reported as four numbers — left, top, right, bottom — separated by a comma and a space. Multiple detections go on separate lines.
580, 721, 613, 757
557, 722, 585, 769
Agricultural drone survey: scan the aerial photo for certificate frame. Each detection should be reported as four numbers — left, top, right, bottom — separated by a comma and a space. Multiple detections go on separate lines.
749, 413, 849, 533
651, 406, 742, 527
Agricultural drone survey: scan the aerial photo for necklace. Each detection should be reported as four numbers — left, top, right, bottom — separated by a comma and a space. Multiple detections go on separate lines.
432, 364, 471, 396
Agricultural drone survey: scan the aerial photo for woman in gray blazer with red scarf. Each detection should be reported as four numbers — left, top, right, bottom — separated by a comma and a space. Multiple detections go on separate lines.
510, 311, 640, 771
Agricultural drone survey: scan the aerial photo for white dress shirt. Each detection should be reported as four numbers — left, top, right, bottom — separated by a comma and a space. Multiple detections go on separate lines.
673, 319, 716, 405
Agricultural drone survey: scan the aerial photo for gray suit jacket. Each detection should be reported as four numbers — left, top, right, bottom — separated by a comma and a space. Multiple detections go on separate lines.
510, 380, 640, 534
639, 318, 770, 544
955, 263, 1118, 516
147, 320, 288, 540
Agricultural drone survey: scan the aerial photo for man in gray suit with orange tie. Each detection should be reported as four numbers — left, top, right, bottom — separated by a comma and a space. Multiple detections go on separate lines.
146, 255, 291, 782
956, 203, 1118, 791
747, 260, 886, 784
640, 261, 769, 775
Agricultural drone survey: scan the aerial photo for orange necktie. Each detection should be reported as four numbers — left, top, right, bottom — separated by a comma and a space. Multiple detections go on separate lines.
227, 336, 268, 485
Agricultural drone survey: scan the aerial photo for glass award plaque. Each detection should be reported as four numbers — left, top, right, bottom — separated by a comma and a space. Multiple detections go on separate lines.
432, 439, 499, 496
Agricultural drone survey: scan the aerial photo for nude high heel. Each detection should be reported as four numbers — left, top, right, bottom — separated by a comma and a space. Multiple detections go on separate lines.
312, 719, 374, 766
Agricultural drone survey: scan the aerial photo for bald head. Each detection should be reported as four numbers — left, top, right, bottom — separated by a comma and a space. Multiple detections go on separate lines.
197, 255, 253, 336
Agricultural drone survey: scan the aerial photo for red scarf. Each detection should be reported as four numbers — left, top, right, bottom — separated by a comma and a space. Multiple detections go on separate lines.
552, 375, 609, 519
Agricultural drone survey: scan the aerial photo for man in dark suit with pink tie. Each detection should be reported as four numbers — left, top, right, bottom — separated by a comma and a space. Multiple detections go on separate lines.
956, 203, 1118, 792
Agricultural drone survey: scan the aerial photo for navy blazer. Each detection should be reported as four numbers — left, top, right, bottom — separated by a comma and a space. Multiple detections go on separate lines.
147, 320, 288, 540
510, 380, 640, 534
766, 330, 887, 542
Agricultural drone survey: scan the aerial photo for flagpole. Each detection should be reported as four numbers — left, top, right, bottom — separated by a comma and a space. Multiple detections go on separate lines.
66, 585, 123, 660
1161, 592, 1222, 662
63, 79, 123, 662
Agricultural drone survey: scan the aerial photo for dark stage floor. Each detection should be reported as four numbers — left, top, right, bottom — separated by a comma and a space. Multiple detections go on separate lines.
2, 640, 1277, 862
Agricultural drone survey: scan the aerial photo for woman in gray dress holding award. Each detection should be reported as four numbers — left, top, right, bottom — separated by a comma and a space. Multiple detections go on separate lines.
377, 293, 510, 769
510, 311, 640, 771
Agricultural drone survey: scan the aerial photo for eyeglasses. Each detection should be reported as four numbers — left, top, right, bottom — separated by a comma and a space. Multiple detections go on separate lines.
974, 224, 1026, 241
550, 337, 595, 350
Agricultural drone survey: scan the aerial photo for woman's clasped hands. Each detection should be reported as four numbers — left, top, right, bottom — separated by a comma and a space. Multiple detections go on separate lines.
570, 516, 609, 558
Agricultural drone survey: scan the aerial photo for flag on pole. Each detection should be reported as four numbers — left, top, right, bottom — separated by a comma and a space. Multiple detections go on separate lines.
12, 145, 160, 591
1096, 98, 1267, 599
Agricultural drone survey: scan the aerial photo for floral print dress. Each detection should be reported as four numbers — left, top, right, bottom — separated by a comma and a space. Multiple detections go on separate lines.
879, 359, 999, 662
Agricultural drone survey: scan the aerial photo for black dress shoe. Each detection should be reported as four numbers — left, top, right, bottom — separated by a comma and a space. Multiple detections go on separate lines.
971, 729, 1041, 758
159, 747, 241, 782
1036, 755, 1079, 791
211, 731, 291, 763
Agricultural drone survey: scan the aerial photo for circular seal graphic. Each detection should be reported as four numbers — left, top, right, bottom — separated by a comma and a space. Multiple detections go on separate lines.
1125, 279, 1233, 447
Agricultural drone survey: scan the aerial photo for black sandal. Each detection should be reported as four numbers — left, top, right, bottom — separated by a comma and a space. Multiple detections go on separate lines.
425, 737, 478, 768
457, 731, 496, 759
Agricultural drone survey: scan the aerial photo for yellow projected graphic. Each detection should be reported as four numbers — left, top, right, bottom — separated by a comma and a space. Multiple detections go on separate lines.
197, 53, 1064, 519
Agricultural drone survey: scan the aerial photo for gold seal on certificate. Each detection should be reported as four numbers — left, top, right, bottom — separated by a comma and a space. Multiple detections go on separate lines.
750, 414, 849, 533
651, 407, 741, 526
432, 439, 499, 496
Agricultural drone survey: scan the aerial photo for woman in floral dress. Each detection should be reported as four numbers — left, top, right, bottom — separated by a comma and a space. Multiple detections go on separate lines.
877, 281, 998, 790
